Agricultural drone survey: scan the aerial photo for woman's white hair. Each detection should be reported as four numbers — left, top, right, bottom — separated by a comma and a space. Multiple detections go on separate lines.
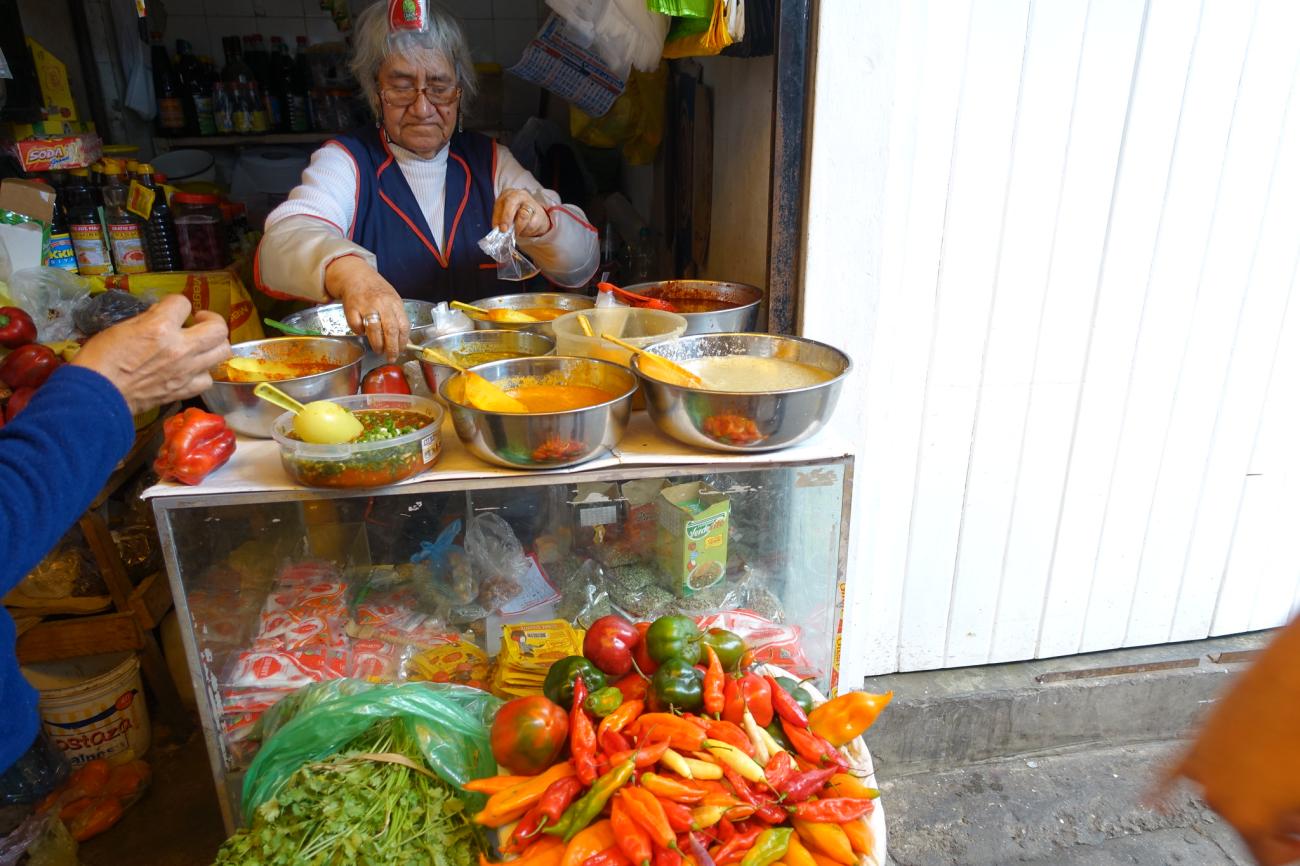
349, 1, 478, 119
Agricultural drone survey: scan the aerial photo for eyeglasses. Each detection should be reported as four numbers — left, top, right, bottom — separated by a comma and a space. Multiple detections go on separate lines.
379, 82, 461, 108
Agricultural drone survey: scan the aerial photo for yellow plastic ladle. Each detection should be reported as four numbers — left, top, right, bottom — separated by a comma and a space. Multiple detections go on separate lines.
599, 332, 705, 388
253, 382, 364, 444
407, 344, 529, 413
450, 300, 540, 324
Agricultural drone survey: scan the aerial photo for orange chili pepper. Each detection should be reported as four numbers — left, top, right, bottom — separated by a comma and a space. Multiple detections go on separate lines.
561, 819, 617, 866
640, 773, 708, 804
628, 714, 708, 752
841, 820, 872, 856
477, 762, 577, 827
609, 739, 670, 769
791, 821, 855, 866
621, 785, 678, 849
658, 796, 694, 833
806, 692, 893, 747
703, 720, 754, 758
612, 795, 654, 866
782, 835, 818, 866
702, 646, 725, 717
601, 699, 645, 737
825, 774, 879, 801
466, 776, 531, 795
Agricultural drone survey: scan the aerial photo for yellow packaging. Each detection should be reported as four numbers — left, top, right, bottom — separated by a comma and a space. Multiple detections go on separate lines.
25, 38, 77, 121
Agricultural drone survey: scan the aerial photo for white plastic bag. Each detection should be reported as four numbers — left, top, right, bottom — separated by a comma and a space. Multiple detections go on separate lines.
6, 268, 90, 343
546, 0, 671, 73
477, 226, 540, 282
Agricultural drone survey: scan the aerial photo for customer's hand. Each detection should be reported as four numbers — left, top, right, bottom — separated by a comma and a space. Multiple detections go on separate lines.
325, 254, 409, 362
71, 294, 231, 415
494, 189, 551, 239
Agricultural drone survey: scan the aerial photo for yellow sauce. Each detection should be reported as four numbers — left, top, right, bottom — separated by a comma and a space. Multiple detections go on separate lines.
680, 356, 834, 392
451, 348, 529, 366
506, 384, 617, 412
515, 307, 570, 321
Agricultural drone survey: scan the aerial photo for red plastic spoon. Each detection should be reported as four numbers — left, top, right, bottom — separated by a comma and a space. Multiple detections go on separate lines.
597, 281, 677, 313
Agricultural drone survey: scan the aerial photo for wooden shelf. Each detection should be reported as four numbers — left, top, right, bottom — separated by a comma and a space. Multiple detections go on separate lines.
154, 131, 335, 149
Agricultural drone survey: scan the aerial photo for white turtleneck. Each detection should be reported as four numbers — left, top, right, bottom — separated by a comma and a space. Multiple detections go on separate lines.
257, 136, 599, 301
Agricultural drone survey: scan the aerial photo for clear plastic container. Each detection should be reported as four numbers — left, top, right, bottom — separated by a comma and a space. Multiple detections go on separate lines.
173, 192, 229, 271
270, 393, 444, 488
551, 307, 688, 366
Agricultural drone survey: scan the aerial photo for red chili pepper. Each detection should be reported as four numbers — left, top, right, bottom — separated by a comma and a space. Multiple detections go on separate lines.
599, 728, 632, 756
782, 720, 848, 771
612, 795, 653, 866
722, 674, 772, 727
572, 676, 599, 786
704, 720, 755, 758
5, 386, 36, 422
713, 823, 762, 865
510, 776, 585, 849
658, 798, 694, 834
702, 646, 725, 717
361, 363, 412, 394
717, 817, 737, 843
788, 798, 874, 823
765, 675, 809, 728
652, 847, 682, 866
763, 751, 798, 791
0, 343, 59, 389
586, 845, 633, 866
153, 407, 236, 485
719, 765, 786, 825
778, 766, 838, 802
0, 307, 37, 348
608, 739, 669, 769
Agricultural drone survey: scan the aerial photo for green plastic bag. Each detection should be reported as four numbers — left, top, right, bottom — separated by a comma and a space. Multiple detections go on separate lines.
241, 680, 501, 823
647, 0, 711, 16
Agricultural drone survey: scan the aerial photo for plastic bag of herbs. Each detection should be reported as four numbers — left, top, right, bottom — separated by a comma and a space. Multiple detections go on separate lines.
214, 680, 500, 866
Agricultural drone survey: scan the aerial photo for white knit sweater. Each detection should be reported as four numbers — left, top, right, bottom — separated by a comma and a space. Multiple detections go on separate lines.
258, 136, 599, 301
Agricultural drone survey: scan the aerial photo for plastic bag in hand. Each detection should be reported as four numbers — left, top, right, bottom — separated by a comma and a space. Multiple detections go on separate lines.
73, 290, 151, 336
478, 226, 540, 281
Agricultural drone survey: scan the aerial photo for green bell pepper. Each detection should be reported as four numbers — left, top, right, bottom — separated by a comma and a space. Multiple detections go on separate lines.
650, 657, 704, 712
543, 656, 609, 709
774, 676, 815, 715
645, 615, 702, 665
700, 628, 746, 672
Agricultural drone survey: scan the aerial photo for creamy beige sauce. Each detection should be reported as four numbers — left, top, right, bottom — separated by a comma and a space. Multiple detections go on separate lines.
680, 356, 834, 392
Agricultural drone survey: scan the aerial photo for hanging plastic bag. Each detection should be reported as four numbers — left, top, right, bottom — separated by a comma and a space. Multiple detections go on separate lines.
646, 0, 711, 17
465, 513, 529, 612
570, 64, 668, 165
411, 519, 478, 605
241, 679, 500, 821
546, 0, 672, 74
663, 0, 735, 58
478, 226, 540, 282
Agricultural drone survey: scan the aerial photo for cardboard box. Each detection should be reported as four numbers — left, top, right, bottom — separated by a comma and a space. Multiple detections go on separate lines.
12, 133, 102, 172
655, 481, 730, 595
0, 179, 56, 278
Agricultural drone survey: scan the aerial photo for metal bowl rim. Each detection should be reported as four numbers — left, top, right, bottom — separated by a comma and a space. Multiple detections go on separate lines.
630, 332, 854, 396
281, 299, 443, 333
438, 355, 638, 416
217, 336, 365, 386
621, 280, 764, 314
416, 328, 557, 355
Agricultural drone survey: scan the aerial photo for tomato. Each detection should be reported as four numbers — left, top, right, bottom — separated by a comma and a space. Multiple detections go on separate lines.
490, 696, 570, 775
361, 364, 412, 395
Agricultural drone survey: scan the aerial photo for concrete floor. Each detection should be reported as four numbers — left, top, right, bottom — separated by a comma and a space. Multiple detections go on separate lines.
79, 730, 224, 866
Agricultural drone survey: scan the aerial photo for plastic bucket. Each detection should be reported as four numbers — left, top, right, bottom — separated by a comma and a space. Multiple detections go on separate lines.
22, 653, 151, 767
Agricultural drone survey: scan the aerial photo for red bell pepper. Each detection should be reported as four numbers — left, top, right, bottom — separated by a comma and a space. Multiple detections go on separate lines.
5, 387, 37, 421
0, 343, 59, 389
722, 674, 773, 727
361, 364, 411, 394
153, 408, 236, 485
0, 307, 37, 348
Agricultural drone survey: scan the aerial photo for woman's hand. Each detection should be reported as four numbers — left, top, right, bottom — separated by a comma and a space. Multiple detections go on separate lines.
325, 255, 410, 362
493, 189, 552, 239
72, 295, 231, 415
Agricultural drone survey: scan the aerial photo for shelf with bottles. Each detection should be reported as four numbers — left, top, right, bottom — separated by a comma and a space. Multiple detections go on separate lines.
152, 131, 336, 151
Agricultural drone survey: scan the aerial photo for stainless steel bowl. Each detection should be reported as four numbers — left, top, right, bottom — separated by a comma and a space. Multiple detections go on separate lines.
438, 356, 636, 469
202, 337, 364, 438
417, 329, 555, 397
623, 280, 763, 335
631, 333, 851, 452
466, 292, 595, 338
279, 300, 447, 371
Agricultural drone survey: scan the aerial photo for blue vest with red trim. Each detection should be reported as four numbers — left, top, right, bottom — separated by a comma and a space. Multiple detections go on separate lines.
334, 126, 505, 303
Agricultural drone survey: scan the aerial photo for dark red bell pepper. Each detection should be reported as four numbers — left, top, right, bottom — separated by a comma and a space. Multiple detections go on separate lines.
0, 343, 59, 389
361, 364, 411, 394
153, 408, 236, 485
5, 387, 37, 422
0, 307, 37, 348
722, 674, 772, 727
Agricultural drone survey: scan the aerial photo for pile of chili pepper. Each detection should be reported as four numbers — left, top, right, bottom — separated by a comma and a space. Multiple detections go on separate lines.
475, 665, 892, 866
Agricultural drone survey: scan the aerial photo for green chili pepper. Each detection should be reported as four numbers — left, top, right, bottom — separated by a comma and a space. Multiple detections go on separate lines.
583, 686, 624, 718
773, 677, 815, 715
739, 828, 792, 866
545, 757, 636, 841
765, 719, 793, 752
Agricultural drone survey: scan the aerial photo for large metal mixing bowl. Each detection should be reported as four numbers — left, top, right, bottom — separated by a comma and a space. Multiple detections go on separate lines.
279, 300, 449, 371
622, 280, 762, 335
416, 329, 555, 397
438, 356, 636, 469
201, 337, 363, 438
466, 292, 594, 339
631, 333, 851, 452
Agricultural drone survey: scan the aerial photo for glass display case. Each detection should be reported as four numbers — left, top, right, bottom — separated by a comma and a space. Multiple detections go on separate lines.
150, 454, 852, 830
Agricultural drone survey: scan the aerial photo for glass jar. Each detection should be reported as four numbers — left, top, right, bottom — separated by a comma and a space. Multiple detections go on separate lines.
172, 192, 229, 271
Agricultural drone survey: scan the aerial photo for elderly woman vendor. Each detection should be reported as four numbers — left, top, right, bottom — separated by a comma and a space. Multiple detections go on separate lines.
256, 1, 599, 359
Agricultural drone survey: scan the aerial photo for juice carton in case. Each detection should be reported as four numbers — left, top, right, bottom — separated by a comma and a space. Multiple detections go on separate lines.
656, 481, 729, 595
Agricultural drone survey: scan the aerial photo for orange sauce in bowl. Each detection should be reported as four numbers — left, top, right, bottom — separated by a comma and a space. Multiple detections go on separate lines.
506, 384, 618, 412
